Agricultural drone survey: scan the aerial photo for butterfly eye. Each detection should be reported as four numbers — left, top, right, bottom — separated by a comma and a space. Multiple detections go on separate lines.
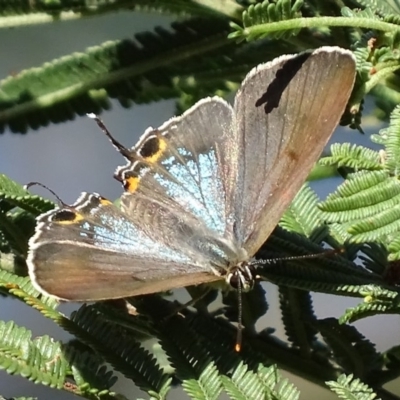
226, 263, 256, 293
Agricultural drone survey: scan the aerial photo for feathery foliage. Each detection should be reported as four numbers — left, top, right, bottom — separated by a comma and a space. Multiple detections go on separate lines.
320, 104, 400, 261
1, 0, 400, 399
327, 374, 380, 400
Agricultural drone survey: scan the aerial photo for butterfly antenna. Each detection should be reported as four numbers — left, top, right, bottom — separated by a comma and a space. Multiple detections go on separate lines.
87, 113, 133, 160
254, 248, 341, 267
25, 182, 67, 207
235, 281, 243, 353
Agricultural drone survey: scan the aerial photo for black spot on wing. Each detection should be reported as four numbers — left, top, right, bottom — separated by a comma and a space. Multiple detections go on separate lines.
51, 209, 77, 222
139, 133, 161, 159
256, 52, 310, 114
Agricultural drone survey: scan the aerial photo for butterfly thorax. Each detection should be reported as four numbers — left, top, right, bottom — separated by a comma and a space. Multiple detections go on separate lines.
207, 243, 256, 292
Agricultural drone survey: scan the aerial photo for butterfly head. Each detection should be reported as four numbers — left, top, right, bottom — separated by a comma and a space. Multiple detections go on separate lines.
226, 262, 256, 293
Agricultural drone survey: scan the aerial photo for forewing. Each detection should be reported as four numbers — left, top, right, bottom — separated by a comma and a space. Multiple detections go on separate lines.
27, 193, 220, 301
230, 47, 356, 255
116, 98, 244, 267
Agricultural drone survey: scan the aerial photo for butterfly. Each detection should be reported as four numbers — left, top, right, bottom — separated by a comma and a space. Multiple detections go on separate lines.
27, 46, 356, 302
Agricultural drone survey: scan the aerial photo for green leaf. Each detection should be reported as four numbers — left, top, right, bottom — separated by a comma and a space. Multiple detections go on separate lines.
229, 0, 304, 41
0, 321, 66, 388
326, 373, 379, 400
317, 318, 382, 377
182, 362, 222, 400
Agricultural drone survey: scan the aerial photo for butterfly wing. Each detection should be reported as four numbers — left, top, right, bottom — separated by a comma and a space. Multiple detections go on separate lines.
28, 99, 242, 300
119, 47, 356, 261
28, 47, 356, 301
228, 46, 356, 255
28, 193, 221, 300
115, 98, 245, 267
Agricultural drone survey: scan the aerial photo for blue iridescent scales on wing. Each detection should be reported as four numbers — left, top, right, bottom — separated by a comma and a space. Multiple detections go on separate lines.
155, 149, 226, 235
28, 192, 223, 300
27, 46, 357, 301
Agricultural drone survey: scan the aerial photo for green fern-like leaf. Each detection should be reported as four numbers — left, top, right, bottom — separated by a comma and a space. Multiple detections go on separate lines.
131, 296, 268, 379
319, 150, 400, 254
0, 174, 29, 198
259, 227, 385, 298
64, 304, 171, 397
319, 143, 382, 170
0, 175, 55, 256
280, 184, 325, 239
358, 242, 389, 278
279, 287, 318, 350
219, 362, 301, 400
372, 103, 400, 174
0, 321, 67, 388
0, 175, 54, 215
182, 362, 222, 400
339, 293, 400, 324
184, 314, 255, 372
0, 210, 31, 255
222, 281, 268, 332
357, 0, 400, 15
341, 6, 381, 20
229, 0, 304, 41
64, 344, 119, 398
352, 34, 375, 78
0, 0, 242, 25
386, 235, 400, 260
317, 318, 382, 377
0, 18, 234, 133
0, 267, 66, 331
321, 170, 391, 208
326, 373, 379, 400
320, 173, 400, 240
133, 296, 234, 382
221, 361, 268, 400
347, 205, 400, 241
0, 175, 54, 216
269, 375, 300, 400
